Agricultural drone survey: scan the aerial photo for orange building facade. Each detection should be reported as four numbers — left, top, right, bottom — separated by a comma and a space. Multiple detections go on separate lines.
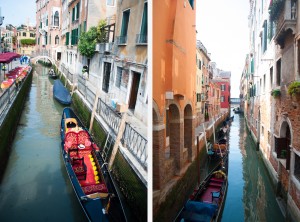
153, 0, 197, 215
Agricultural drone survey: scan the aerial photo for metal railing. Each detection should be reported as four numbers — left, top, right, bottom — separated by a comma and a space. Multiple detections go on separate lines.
96, 98, 122, 134
122, 122, 148, 169
75, 74, 148, 170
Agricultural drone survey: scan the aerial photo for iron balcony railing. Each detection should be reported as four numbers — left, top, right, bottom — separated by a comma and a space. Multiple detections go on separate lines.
116, 36, 127, 45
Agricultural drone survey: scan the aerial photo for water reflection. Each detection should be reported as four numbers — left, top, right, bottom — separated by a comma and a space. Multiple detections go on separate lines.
221, 112, 284, 222
0, 64, 87, 221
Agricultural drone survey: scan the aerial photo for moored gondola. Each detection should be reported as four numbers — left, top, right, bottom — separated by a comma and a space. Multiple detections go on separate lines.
174, 159, 228, 222
60, 107, 127, 222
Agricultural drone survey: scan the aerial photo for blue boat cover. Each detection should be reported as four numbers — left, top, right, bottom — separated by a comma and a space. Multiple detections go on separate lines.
179, 201, 217, 222
53, 80, 72, 105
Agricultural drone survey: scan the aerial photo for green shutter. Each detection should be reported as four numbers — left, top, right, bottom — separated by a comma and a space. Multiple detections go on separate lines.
76, 2, 80, 20
141, 3, 147, 36
66, 32, 69, 45
121, 10, 130, 36
72, 7, 75, 21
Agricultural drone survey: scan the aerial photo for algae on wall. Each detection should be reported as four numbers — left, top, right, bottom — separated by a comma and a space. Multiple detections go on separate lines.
0, 68, 33, 179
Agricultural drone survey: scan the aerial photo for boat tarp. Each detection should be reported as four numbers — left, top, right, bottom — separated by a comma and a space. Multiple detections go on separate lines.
180, 201, 217, 222
53, 80, 72, 105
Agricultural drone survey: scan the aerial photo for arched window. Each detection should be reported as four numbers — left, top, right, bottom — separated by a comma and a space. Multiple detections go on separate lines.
55, 35, 59, 44
54, 11, 59, 26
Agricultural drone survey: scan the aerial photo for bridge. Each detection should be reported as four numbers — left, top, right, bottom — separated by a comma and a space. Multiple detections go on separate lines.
31, 55, 55, 65
230, 98, 240, 104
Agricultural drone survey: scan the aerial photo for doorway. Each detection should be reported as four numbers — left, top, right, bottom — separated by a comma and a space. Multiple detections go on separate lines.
129, 71, 141, 111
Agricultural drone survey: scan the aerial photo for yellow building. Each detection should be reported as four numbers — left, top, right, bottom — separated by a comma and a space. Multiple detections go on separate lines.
17, 25, 36, 56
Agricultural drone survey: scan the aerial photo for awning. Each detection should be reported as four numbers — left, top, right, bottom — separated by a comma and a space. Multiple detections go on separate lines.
0, 52, 21, 63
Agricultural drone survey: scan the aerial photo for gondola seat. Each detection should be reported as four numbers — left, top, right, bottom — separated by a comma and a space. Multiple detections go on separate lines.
71, 157, 87, 180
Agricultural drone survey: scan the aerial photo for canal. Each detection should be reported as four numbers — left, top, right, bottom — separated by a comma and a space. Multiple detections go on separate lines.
0, 64, 88, 221
220, 110, 285, 222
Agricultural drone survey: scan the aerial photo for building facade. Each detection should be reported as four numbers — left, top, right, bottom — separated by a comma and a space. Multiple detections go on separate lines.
35, 0, 61, 60
17, 25, 36, 55
242, 1, 300, 221
196, 40, 210, 126
153, 0, 197, 217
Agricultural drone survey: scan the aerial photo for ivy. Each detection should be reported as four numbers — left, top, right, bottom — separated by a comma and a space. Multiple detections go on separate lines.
287, 81, 300, 96
78, 20, 107, 58
20, 39, 36, 46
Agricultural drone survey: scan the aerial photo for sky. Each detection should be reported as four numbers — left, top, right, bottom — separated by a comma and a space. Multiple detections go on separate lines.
0, 0, 36, 26
196, 0, 250, 98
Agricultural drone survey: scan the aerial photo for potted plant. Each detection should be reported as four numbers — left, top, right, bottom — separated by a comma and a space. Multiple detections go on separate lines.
271, 89, 281, 98
287, 81, 300, 100
280, 149, 287, 158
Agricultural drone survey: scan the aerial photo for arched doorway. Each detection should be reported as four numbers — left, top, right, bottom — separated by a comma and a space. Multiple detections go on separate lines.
184, 104, 193, 162
152, 104, 164, 190
167, 104, 181, 173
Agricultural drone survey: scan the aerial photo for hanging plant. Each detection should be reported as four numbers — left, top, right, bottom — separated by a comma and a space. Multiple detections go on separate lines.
288, 81, 300, 96
271, 89, 281, 98
269, 0, 284, 22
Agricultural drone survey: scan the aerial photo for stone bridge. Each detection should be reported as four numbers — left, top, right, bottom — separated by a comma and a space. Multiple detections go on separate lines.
31, 56, 55, 65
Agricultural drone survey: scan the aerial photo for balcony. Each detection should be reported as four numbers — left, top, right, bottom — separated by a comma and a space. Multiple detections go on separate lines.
116, 36, 127, 45
273, 0, 297, 48
136, 34, 147, 45
95, 43, 113, 53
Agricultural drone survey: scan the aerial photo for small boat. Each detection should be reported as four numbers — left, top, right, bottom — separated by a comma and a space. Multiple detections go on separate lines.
60, 107, 127, 221
48, 68, 58, 79
175, 161, 228, 222
53, 80, 72, 105
233, 107, 241, 114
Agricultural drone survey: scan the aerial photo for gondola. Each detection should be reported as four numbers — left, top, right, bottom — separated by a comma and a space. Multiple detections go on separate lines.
53, 80, 72, 105
174, 160, 228, 222
60, 107, 127, 222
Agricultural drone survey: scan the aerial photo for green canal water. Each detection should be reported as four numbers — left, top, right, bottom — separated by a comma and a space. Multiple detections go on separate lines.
0, 65, 87, 221
221, 111, 285, 222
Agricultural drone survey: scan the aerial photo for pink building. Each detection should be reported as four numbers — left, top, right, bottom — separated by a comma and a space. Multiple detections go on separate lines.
35, 0, 62, 61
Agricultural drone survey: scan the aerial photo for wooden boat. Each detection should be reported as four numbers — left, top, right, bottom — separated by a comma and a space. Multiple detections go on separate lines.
53, 80, 72, 105
60, 107, 127, 222
48, 68, 58, 79
233, 107, 241, 114
175, 161, 228, 222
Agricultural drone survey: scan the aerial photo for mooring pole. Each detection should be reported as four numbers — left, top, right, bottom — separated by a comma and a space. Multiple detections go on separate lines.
108, 113, 127, 170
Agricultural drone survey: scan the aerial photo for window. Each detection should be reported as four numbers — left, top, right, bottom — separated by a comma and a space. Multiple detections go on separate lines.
106, 0, 115, 6
46, 16, 48, 26
270, 67, 273, 88
115, 67, 122, 88
102, 62, 111, 93
71, 28, 79, 45
54, 11, 59, 26
119, 9, 130, 44
263, 74, 266, 92
188, 0, 194, 9
221, 96, 225, 102
30, 33, 34, 37
295, 153, 300, 181
137, 2, 147, 43
276, 59, 281, 86
55, 35, 59, 44
49, 34, 51, 44
221, 84, 226, 91
23, 32, 26, 37
65, 32, 69, 45
262, 20, 267, 53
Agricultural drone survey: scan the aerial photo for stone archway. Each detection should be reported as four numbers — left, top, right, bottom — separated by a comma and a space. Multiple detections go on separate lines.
184, 104, 193, 162
153, 101, 164, 190
168, 103, 182, 174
